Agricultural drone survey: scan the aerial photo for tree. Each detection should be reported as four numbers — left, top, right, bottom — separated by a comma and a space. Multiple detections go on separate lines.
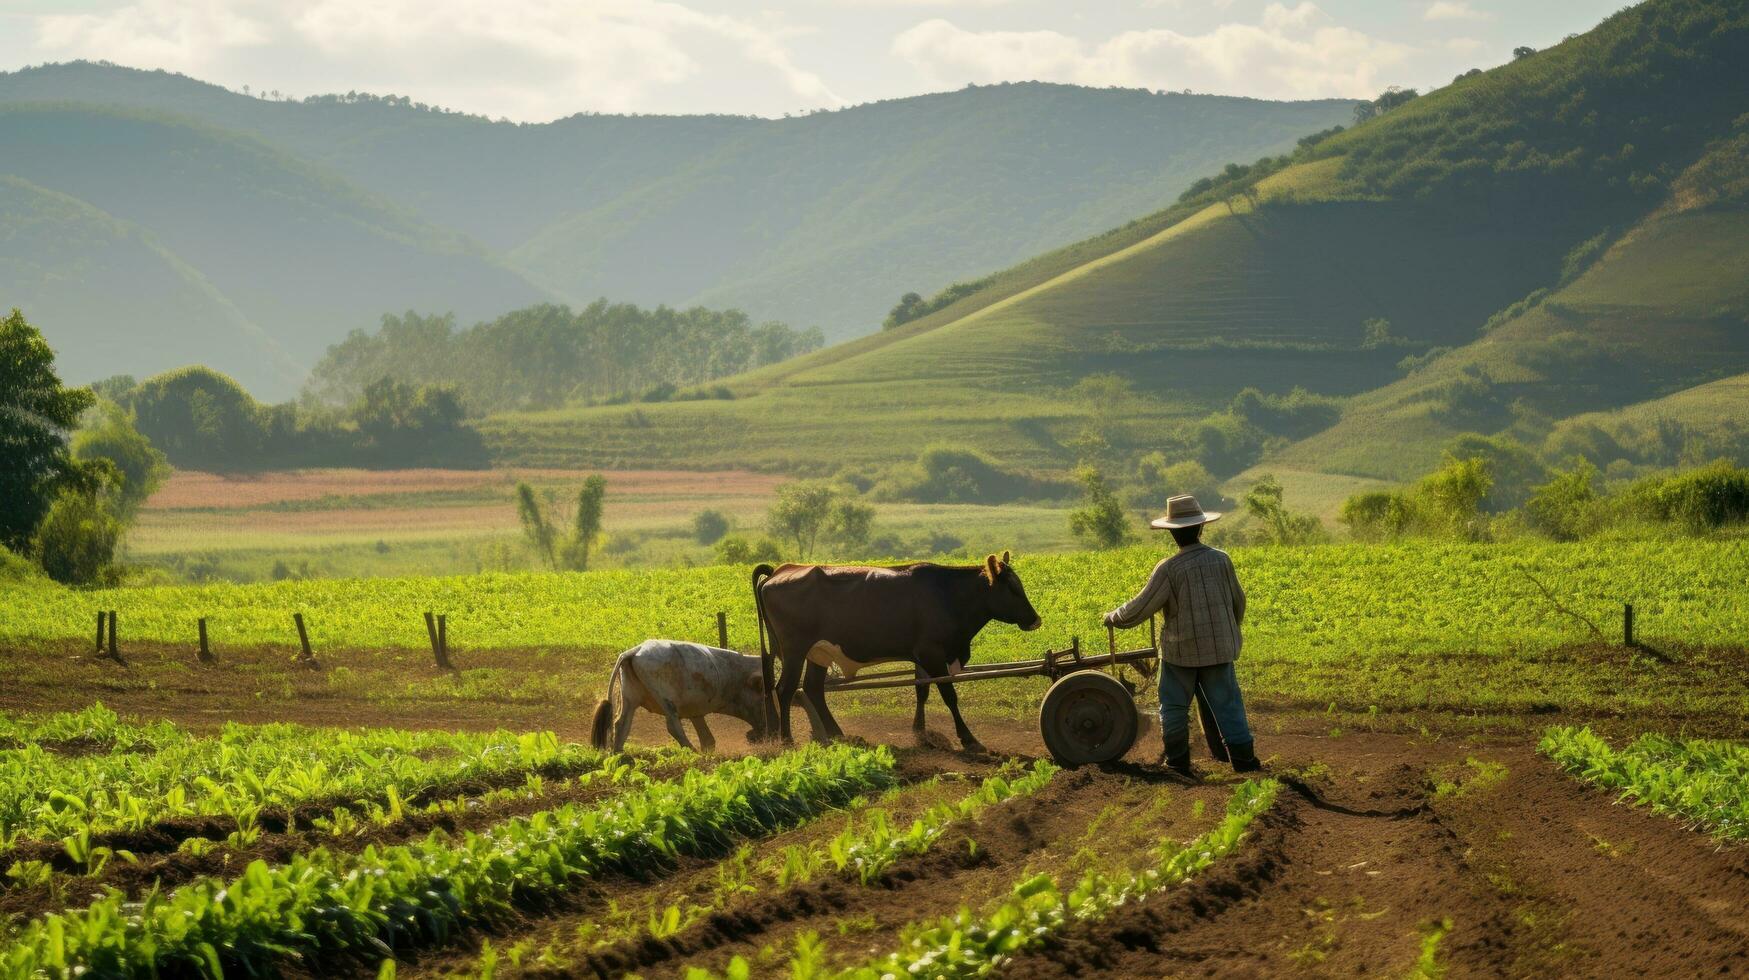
1513, 45, 1537, 60
129, 366, 266, 470
561, 475, 607, 570
883, 292, 925, 329
1243, 475, 1325, 546
765, 481, 875, 558
0, 309, 95, 551
1068, 466, 1128, 548
73, 403, 170, 520
515, 482, 556, 567
692, 509, 730, 545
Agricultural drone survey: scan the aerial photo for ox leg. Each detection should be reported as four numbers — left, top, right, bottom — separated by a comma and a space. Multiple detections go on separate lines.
934, 680, 985, 753
802, 661, 844, 741
692, 716, 716, 754
912, 670, 931, 734
775, 657, 803, 745
656, 698, 697, 751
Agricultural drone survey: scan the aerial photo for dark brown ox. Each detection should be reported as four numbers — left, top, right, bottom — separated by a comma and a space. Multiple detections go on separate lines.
752, 551, 1041, 751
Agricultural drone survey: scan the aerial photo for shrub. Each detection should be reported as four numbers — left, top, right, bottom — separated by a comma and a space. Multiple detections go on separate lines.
1339, 491, 1415, 543
33, 486, 122, 585
1229, 387, 1343, 439
714, 534, 783, 565
1068, 466, 1129, 549
1524, 461, 1599, 541
692, 509, 731, 545
1633, 463, 1749, 533
1127, 456, 1228, 514
1241, 475, 1325, 546
872, 445, 1061, 504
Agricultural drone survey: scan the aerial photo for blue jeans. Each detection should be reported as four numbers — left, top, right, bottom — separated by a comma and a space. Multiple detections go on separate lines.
1159, 661, 1253, 748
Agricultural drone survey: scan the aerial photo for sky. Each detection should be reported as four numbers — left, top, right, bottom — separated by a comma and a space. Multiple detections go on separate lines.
0, 0, 1627, 121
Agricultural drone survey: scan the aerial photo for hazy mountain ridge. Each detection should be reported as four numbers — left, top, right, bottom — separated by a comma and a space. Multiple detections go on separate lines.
0, 63, 1355, 396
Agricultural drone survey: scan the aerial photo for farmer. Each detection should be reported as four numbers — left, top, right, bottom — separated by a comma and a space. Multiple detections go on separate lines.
1103, 494, 1261, 777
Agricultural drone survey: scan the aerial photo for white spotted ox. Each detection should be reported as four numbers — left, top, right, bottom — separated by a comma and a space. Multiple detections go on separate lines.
589, 640, 772, 752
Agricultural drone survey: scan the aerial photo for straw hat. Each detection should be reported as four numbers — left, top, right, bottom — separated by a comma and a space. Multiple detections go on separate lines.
1149, 493, 1222, 530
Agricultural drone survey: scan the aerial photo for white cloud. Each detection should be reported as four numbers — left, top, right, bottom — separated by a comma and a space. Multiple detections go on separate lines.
28, 0, 842, 120
1424, 1, 1491, 22
892, 3, 1412, 100
1445, 36, 1485, 54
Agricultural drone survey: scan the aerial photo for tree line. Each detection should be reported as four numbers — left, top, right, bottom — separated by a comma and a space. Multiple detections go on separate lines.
306, 301, 825, 414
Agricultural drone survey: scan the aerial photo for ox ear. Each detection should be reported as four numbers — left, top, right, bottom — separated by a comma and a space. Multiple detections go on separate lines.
1001, 549, 1012, 567
983, 553, 999, 584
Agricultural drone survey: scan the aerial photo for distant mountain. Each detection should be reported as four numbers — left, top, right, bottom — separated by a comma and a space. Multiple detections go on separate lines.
468, 0, 1749, 494
0, 102, 549, 396
0, 64, 1354, 397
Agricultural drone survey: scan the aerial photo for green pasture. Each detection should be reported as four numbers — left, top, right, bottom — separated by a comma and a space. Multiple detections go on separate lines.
8, 539, 1746, 725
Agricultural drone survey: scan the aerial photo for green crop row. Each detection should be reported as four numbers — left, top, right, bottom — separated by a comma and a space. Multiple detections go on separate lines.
829, 759, 1058, 885
0, 706, 613, 856
695, 778, 1278, 980
1539, 726, 1749, 840
1, 743, 896, 979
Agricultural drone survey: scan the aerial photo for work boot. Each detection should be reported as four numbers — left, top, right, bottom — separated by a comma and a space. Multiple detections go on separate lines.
1227, 740, 1263, 773
1160, 732, 1197, 780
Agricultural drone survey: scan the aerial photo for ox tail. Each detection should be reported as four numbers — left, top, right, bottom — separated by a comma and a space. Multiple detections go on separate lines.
590, 651, 629, 750
751, 564, 778, 737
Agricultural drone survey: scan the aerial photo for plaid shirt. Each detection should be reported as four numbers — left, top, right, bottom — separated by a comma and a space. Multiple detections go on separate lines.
1105, 543, 1246, 668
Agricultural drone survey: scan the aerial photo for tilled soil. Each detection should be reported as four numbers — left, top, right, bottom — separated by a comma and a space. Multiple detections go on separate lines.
2, 686, 1746, 977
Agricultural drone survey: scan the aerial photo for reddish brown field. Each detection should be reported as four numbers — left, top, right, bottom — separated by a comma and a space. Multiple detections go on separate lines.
146, 468, 786, 510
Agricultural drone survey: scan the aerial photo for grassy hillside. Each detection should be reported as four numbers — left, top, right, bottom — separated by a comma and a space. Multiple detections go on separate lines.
0, 64, 1355, 343
1279, 124, 1749, 480
0, 104, 548, 396
482, 0, 1749, 480
0, 175, 303, 390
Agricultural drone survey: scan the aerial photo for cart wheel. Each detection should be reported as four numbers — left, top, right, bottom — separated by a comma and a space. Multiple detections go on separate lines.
1038, 670, 1138, 766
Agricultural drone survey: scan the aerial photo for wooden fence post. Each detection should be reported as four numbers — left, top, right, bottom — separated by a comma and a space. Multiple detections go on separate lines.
437, 614, 453, 671
107, 610, 122, 665
717, 611, 729, 650
95, 611, 106, 656
424, 612, 442, 667
197, 618, 214, 665
293, 612, 317, 668
1623, 603, 1635, 648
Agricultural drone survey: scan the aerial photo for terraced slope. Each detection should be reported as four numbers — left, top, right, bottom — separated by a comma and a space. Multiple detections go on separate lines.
1277, 143, 1749, 480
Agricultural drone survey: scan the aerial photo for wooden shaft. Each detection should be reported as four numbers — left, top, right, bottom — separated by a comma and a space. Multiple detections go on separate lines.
437, 614, 449, 667
827, 647, 1156, 691
424, 611, 439, 656
107, 611, 118, 659
1624, 603, 1635, 647
716, 611, 729, 650
294, 613, 312, 659
95, 611, 106, 654
198, 618, 212, 664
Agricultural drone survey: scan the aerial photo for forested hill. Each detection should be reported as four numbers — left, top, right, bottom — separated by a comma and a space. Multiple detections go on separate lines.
0, 63, 1353, 397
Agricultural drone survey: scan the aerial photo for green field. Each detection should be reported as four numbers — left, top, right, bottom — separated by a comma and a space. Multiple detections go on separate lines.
10, 539, 1746, 724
